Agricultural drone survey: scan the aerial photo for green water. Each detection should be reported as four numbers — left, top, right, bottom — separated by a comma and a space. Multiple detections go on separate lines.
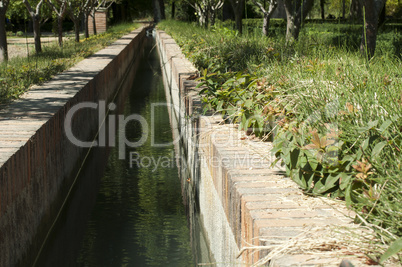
74, 38, 194, 266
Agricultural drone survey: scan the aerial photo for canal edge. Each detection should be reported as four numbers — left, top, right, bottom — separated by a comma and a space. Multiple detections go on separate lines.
156, 29, 378, 267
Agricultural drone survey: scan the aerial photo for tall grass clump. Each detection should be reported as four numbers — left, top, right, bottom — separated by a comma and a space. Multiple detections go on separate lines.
158, 19, 402, 263
0, 23, 139, 105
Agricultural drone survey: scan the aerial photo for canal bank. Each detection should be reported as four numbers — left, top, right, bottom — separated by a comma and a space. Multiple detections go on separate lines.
156, 29, 373, 266
0, 26, 149, 266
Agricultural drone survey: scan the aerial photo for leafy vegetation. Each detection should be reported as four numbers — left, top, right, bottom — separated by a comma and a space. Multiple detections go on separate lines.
0, 23, 139, 105
158, 19, 402, 263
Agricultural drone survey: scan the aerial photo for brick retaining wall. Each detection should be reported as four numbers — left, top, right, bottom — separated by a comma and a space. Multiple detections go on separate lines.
0, 26, 148, 267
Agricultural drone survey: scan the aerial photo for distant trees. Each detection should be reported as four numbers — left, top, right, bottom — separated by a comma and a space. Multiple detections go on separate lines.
66, 0, 115, 42
0, 0, 133, 62
186, 0, 224, 27
47, 0, 68, 46
0, 0, 398, 63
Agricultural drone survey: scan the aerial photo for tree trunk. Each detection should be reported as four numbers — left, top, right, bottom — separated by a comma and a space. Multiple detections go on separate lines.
74, 19, 80, 42
92, 10, 97, 35
84, 13, 89, 39
349, 0, 362, 22
284, 0, 314, 44
210, 10, 216, 26
342, 0, 346, 18
360, 0, 386, 59
253, 0, 278, 36
263, 13, 271, 36
194, 4, 208, 27
320, 0, 325, 20
230, 0, 245, 34
153, 0, 162, 22
171, 1, 175, 19
159, 0, 166, 20
235, 12, 242, 34
204, 11, 209, 28
33, 15, 42, 53
58, 16, 63, 46
0, 11, 8, 61
285, 11, 299, 42
378, 2, 385, 26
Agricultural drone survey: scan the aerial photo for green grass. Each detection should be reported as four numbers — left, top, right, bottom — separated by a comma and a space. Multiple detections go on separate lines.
158, 19, 402, 263
0, 23, 140, 105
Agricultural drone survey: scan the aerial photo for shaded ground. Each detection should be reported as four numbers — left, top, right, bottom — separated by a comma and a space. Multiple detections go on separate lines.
7, 35, 76, 59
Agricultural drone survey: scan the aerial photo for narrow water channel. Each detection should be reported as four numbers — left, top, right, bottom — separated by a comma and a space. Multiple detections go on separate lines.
36, 35, 209, 266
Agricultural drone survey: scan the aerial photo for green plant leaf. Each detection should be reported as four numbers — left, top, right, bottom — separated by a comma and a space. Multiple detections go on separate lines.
244, 99, 253, 108
314, 173, 339, 194
371, 141, 387, 158
339, 173, 352, 190
359, 120, 379, 133
379, 237, 402, 264
290, 148, 300, 169
362, 137, 370, 150
378, 119, 392, 134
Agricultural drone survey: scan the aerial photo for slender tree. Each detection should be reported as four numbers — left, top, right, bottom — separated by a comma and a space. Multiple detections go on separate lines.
229, 0, 245, 34
83, 0, 95, 38
187, 0, 209, 26
252, 0, 278, 36
283, 0, 314, 44
0, 0, 10, 61
320, 0, 325, 20
342, 0, 346, 18
360, 0, 386, 58
209, 0, 224, 26
171, 0, 175, 18
47, 0, 68, 47
159, 0, 166, 19
23, 0, 45, 53
153, 0, 165, 22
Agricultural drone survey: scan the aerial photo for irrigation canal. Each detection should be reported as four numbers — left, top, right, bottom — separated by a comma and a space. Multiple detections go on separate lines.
34, 34, 212, 266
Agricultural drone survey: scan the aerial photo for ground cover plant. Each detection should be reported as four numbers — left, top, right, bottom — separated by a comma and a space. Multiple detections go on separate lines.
158, 19, 402, 264
0, 23, 139, 105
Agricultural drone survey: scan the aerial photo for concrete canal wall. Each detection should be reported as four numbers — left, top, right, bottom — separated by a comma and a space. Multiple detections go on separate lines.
156, 29, 368, 267
0, 26, 148, 266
